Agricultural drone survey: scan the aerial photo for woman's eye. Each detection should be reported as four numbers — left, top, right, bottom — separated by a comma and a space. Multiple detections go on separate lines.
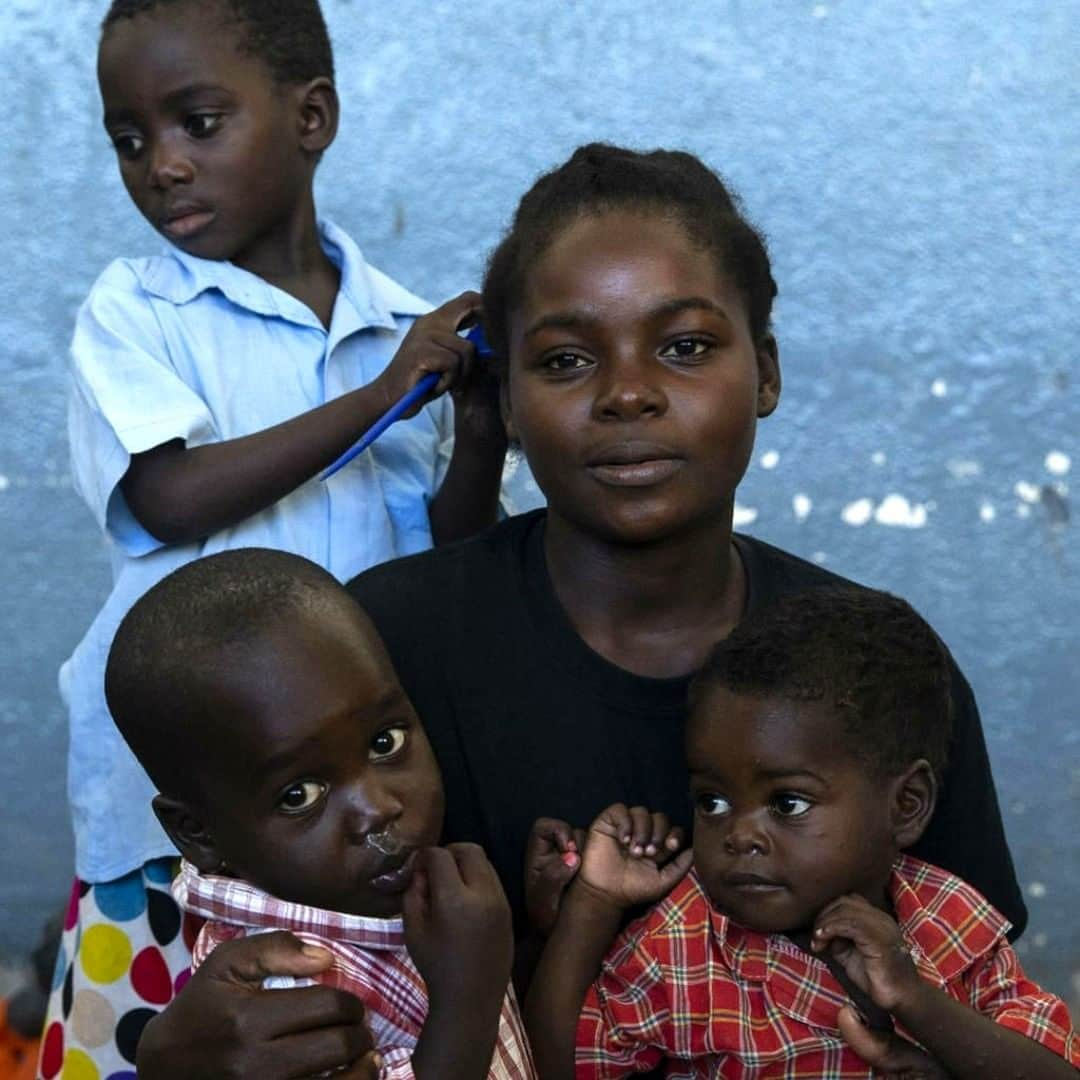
278, 780, 327, 813
110, 133, 144, 160
772, 793, 812, 817
696, 793, 731, 817
660, 337, 709, 360
369, 726, 408, 761
185, 113, 224, 138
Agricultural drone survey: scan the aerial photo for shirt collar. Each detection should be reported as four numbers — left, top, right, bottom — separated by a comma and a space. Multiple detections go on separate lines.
174, 860, 405, 951
138, 218, 430, 330
703, 855, 1008, 1031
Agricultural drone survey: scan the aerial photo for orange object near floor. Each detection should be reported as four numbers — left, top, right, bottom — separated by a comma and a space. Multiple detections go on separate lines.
0, 1000, 40, 1080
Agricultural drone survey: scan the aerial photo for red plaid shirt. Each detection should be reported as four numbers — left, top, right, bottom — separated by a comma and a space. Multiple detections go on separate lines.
174, 862, 535, 1080
576, 854, 1078, 1077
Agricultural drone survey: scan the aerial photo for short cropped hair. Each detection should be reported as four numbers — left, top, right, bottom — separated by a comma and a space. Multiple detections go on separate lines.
101, 0, 335, 84
105, 548, 350, 798
481, 142, 777, 372
690, 586, 953, 779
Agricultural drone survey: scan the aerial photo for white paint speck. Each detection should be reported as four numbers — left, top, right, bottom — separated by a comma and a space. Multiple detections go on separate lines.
733, 504, 758, 527
1028, 881, 1047, 899
0, 474, 8, 493
874, 494, 929, 529
1016, 504, 1032, 519
760, 450, 780, 470
812, 551, 828, 564
979, 501, 996, 523
930, 378, 948, 398
1010, 800, 1026, 815
871, 451, 887, 467
792, 493, 813, 521
1045, 451, 1071, 476
841, 498, 874, 527
1014, 481, 1041, 504
1033, 932, 1048, 948
946, 459, 982, 481
812, 3, 829, 17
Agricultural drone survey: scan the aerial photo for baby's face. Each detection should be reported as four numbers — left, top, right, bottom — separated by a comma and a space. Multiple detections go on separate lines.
196, 604, 444, 918
687, 688, 897, 934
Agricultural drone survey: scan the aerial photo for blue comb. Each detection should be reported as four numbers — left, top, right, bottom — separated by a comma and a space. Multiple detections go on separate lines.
321, 324, 492, 481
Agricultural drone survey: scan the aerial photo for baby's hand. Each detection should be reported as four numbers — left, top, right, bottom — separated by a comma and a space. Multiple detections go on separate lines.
525, 818, 587, 936
403, 844, 512, 1007
811, 894, 922, 1014
374, 291, 482, 415
576, 803, 693, 911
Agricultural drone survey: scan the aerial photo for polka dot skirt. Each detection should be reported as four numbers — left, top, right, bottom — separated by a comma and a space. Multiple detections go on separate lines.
36, 859, 200, 1080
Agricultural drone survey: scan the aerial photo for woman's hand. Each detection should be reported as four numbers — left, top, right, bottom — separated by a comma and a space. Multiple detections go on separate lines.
136, 931, 380, 1079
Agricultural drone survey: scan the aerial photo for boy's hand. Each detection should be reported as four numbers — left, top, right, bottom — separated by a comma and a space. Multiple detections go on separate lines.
403, 843, 513, 1004
374, 291, 483, 416
525, 817, 587, 936
811, 894, 922, 1014
575, 803, 693, 912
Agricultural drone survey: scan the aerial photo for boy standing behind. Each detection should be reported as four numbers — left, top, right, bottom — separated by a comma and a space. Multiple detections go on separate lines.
526, 588, 1078, 1078
46, 2, 506, 1075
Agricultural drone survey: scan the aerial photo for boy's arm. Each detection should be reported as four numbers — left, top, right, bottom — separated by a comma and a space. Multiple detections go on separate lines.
427, 370, 507, 544
813, 895, 1078, 1079
404, 844, 515, 1080
524, 805, 692, 1080
121, 293, 481, 545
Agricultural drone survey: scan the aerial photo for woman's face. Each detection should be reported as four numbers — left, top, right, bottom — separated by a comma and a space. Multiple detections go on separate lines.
503, 210, 780, 546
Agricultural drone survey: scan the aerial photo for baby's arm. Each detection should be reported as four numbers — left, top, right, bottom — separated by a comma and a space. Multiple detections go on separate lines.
122, 292, 485, 545
524, 804, 692, 1080
403, 844, 515, 1080
813, 895, 1078, 1078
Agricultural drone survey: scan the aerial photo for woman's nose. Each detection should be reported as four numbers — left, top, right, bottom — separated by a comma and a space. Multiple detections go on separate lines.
592, 355, 667, 421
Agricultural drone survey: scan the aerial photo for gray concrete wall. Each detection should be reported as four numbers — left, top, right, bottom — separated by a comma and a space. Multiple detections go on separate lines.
1, 0, 1076, 1002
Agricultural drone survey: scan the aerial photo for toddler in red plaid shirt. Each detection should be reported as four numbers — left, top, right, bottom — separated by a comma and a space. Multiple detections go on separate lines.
105, 548, 534, 1080
525, 586, 1077, 1079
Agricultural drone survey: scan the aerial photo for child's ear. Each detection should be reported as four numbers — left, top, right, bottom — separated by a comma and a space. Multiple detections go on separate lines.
755, 334, 781, 418
152, 795, 224, 874
888, 759, 937, 850
499, 379, 518, 443
295, 77, 339, 156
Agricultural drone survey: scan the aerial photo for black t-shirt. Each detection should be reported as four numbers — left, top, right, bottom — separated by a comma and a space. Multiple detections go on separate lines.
348, 510, 1026, 937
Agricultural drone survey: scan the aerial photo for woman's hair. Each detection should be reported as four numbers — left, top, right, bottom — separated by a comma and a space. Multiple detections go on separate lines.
101, 0, 334, 85
481, 143, 777, 370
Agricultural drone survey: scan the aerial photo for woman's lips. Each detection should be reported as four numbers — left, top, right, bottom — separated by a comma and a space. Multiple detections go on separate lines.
586, 442, 684, 487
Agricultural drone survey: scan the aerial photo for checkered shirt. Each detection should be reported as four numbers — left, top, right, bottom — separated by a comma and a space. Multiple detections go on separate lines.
576, 854, 1078, 1077
174, 862, 535, 1080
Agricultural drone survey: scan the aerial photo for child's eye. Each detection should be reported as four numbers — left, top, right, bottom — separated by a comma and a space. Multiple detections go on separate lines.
109, 133, 145, 160
771, 793, 812, 817
543, 352, 591, 373
369, 725, 408, 761
695, 793, 731, 817
659, 337, 710, 361
184, 113, 224, 138
278, 780, 327, 813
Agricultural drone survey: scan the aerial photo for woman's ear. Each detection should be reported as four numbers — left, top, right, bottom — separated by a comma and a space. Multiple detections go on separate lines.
889, 759, 937, 850
756, 334, 781, 418
295, 77, 339, 156
152, 795, 224, 874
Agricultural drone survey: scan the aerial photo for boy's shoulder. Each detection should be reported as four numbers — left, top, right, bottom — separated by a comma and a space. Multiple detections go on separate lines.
83, 250, 202, 308
892, 854, 1012, 979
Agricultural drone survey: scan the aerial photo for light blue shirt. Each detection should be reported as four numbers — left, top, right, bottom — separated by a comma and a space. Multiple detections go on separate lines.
63, 220, 457, 881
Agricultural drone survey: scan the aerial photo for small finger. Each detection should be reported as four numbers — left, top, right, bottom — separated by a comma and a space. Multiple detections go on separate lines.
598, 803, 632, 843
626, 806, 653, 854
430, 290, 482, 331
647, 812, 671, 855
663, 825, 685, 852
445, 841, 498, 887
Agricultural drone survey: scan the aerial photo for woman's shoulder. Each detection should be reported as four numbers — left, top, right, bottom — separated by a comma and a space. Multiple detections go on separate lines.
735, 532, 868, 610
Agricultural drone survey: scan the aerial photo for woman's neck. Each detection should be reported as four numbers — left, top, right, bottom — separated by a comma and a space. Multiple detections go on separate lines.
543, 510, 746, 679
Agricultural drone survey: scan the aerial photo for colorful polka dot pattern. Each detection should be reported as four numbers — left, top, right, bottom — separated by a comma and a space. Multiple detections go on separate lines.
36, 860, 199, 1080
